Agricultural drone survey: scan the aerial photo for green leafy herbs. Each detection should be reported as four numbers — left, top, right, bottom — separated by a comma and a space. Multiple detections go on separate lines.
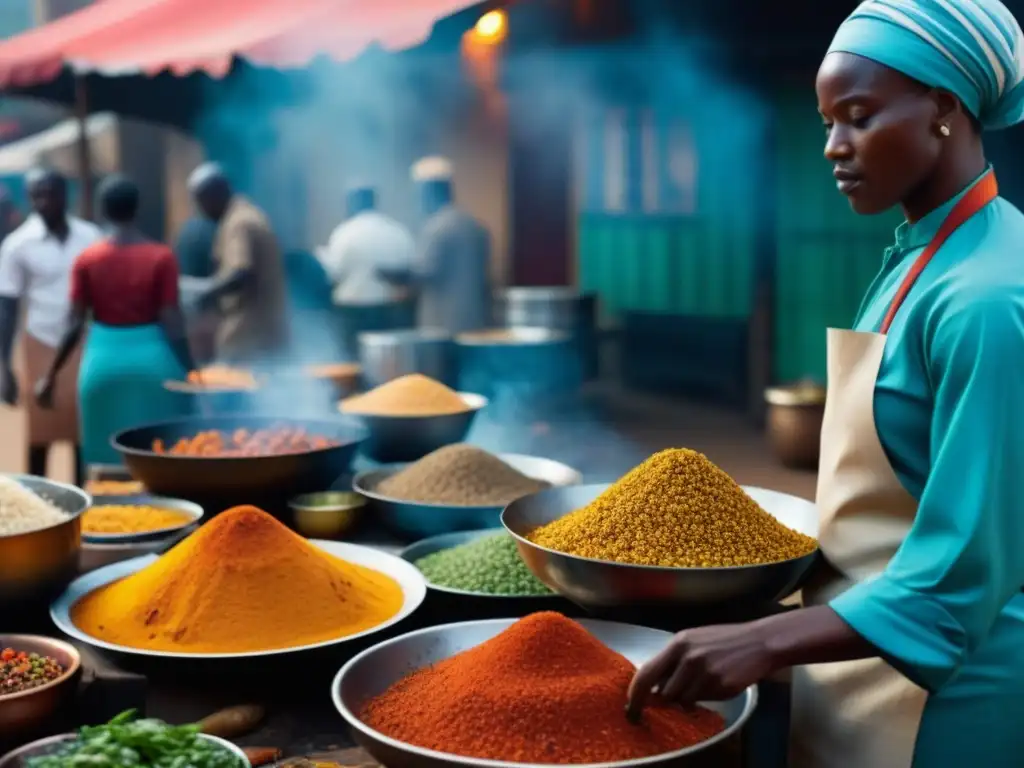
26, 709, 244, 768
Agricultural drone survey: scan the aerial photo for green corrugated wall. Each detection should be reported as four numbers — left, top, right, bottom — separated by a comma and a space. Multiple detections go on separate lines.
577, 215, 754, 318
773, 89, 900, 381
575, 89, 904, 382
576, 115, 757, 318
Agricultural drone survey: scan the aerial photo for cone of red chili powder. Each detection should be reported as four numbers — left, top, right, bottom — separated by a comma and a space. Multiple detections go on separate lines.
359, 612, 726, 763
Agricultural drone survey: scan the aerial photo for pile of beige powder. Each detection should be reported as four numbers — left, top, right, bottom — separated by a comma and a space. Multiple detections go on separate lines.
376, 444, 549, 506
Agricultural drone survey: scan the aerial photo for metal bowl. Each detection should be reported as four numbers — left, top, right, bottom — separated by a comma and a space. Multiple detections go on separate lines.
0, 636, 82, 737
0, 475, 92, 610
110, 415, 368, 502
50, 540, 426, 659
342, 392, 488, 464
502, 484, 819, 610
81, 495, 204, 544
400, 529, 558, 599
332, 618, 756, 768
357, 328, 455, 390
0, 732, 250, 767
455, 327, 570, 346
80, 537, 180, 574
354, 454, 582, 540
304, 363, 363, 398
288, 491, 366, 539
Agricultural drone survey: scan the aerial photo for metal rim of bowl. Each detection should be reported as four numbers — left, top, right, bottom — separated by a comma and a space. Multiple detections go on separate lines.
501, 484, 820, 575
399, 529, 560, 600
163, 380, 261, 394
0, 474, 92, 532
288, 492, 367, 514
331, 617, 758, 768
357, 328, 452, 346
340, 392, 489, 420
352, 454, 582, 513
0, 635, 82, 704
454, 327, 571, 347
0, 732, 250, 767
49, 540, 427, 660
109, 415, 369, 461
301, 363, 362, 379
80, 496, 205, 544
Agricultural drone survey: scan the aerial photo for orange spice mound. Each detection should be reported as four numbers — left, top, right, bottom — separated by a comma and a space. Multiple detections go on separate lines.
360, 612, 726, 763
71, 506, 404, 653
186, 365, 258, 390
340, 374, 470, 417
153, 426, 338, 457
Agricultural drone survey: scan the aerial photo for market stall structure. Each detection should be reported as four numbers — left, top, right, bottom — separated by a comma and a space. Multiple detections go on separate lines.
0, 3, 845, 765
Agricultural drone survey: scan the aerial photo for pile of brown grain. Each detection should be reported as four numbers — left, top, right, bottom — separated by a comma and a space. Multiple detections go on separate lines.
529, 448, 817, 567
340, 374, 470, 417
376, 444, 549, 506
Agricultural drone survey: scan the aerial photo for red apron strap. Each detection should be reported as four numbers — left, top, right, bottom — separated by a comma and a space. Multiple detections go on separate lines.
880, 170, 999, 334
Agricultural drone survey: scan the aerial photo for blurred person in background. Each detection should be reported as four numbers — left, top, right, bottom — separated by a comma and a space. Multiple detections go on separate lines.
0, 169, 100, 482
0, 184, 23, 244
188, 163, 289, 366
173, 210, 216, 279
319, 183, 415, 305
174, 202, 219, 365
35, 175, 195, 469
378, 157, 492, 335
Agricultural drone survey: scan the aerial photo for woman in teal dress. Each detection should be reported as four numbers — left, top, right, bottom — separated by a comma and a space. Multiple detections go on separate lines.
625, 1, 1024, 766
35, 175, 195, 468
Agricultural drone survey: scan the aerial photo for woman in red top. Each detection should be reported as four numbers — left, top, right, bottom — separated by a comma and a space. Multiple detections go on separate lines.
36, 175, 195, 467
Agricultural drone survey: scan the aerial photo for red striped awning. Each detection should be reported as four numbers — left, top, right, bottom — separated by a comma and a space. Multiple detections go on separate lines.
0, 0, 484, 88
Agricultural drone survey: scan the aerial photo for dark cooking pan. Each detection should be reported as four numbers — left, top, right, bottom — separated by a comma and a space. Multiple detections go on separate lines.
111, 415, 368, 505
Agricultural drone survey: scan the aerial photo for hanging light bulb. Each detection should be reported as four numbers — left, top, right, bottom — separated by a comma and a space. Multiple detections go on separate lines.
473, 9, 507, 44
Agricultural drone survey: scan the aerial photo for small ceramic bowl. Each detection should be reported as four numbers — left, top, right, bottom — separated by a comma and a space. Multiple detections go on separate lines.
288, 491, 366, 539
0, 635, 82, 737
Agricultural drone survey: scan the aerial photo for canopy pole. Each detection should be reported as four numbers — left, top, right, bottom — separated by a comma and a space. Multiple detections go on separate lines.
73, 73, 94, 220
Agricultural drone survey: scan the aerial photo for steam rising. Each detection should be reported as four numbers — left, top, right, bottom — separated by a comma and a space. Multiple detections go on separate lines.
190, 12, 767, 477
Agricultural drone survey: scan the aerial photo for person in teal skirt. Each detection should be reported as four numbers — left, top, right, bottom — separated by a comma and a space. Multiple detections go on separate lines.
624, 1, 1024, 766
35, 175, 195, 468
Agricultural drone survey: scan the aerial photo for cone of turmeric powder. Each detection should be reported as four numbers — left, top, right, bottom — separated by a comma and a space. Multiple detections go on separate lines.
71, 505, 405, 653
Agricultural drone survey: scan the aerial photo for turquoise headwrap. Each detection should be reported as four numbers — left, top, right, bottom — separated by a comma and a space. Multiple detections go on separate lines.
827, 0, 1024, 130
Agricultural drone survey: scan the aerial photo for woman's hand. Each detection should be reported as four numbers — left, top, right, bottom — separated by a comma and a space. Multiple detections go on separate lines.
34, 375, 55, 410
626, 606, 877, 719
626, 622, 776, 717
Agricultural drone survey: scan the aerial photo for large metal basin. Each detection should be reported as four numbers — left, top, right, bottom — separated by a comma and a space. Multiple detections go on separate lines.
502, 484, 819, 610
333, 618, 756, 768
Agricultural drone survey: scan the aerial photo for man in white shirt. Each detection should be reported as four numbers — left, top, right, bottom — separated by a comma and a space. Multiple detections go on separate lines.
0, 169, 101, 482
319, 184, 415, 306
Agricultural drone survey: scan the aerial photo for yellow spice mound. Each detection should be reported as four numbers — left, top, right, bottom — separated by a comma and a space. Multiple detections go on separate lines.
340, 374, 470, 417
529, 449, 817, 567
71, 505, 405, 653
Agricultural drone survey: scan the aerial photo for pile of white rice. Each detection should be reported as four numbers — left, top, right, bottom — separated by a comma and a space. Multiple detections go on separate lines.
0, 476, 70, 536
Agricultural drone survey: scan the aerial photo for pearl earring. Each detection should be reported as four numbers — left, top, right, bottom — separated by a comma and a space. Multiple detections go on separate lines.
939, 124, 951, 137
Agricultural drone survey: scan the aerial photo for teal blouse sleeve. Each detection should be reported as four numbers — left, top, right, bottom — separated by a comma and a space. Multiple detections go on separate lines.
829, 286, 1024, 692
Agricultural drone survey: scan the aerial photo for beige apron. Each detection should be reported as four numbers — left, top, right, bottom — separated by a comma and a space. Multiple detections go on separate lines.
789, 328, 926, 768
790, 170, 999, 768
21, 332, 81, 445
